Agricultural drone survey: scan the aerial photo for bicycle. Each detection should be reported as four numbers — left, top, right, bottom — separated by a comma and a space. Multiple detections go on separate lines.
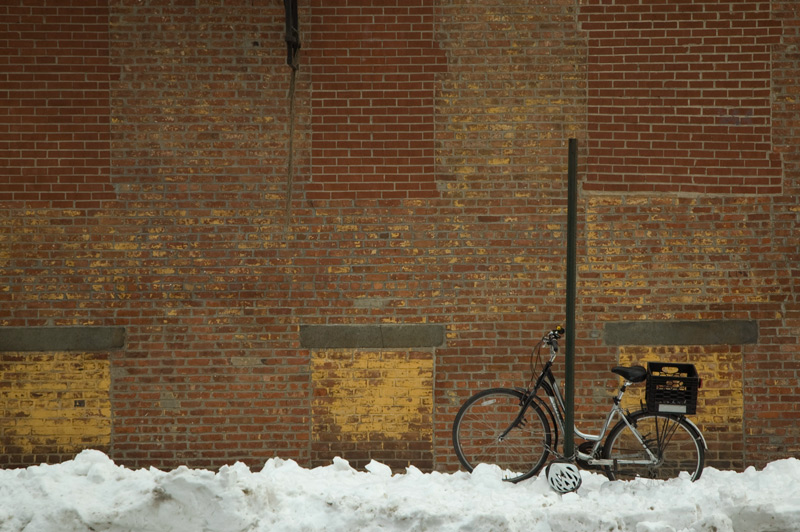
452, 326, 707, 484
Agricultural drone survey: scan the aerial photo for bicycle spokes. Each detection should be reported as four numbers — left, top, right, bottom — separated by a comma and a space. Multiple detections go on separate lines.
603, 412, 704, 481
452, 388, 552, 483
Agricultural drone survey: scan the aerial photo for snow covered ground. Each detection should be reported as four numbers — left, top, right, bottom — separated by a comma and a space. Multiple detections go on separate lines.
1, 450, 798, 532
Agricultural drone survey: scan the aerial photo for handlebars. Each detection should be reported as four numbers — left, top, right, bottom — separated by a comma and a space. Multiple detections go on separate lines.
542, 325, 565, 355
545, 325, 565, 342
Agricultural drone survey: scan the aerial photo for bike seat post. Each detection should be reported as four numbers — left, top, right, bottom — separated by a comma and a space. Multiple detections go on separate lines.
613, 380, 632, 406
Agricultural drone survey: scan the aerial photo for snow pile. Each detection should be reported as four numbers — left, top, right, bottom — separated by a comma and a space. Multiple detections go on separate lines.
1, 450, 799, 532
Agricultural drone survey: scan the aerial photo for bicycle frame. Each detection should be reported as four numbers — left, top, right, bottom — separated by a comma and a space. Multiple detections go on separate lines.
518, 339, 661, 467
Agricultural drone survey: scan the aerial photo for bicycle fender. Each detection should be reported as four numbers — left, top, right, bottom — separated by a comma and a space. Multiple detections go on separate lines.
682, 417, 708, 450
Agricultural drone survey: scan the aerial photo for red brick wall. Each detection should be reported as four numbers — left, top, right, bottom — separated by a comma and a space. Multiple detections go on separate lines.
107, 0, 310, 467
1, 0, 798, 472
0, 1, 114, 208
306, 0, 446, 201
748, 0, 800, 464
581, 0, 782, 195
431, 0, 588, 470
577, 0, 798, 469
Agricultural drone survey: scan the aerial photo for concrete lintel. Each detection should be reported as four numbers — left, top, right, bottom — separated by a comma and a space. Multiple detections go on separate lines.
300, 324, 444, 349
0, 326, 126, 352
604, 320, 758, 346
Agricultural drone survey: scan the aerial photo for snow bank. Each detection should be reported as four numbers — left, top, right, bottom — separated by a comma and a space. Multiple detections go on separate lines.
1, 450, 798, 532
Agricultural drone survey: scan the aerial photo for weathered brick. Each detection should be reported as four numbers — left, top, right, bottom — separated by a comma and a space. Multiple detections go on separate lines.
0, 351, 111, 467
1, 0, 798, 475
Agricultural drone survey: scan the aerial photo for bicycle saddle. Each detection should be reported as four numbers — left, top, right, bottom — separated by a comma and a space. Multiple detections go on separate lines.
611, 365, 647, 383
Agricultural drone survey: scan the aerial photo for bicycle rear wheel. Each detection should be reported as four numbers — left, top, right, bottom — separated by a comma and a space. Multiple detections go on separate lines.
452, 388, 552, 483
602, 411, 705, 481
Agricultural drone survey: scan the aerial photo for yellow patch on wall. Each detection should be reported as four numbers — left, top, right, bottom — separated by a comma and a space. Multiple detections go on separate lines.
311, 350, 434, 469
1, 352, 111, 460
312, 350, 433, 439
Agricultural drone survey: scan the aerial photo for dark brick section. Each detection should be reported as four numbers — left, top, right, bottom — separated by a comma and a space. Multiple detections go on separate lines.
0, 327, 125, 352
306, 0, 447, 201
604, 321, 758, 346
0, 1, 115, 207
580, 0, 782, 194
300, 325, 444, 349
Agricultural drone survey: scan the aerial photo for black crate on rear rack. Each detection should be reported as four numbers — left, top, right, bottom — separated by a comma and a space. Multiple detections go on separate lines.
645, 362, 699, 415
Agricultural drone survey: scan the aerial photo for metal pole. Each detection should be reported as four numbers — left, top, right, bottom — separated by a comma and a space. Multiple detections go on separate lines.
565, 138, 578, 458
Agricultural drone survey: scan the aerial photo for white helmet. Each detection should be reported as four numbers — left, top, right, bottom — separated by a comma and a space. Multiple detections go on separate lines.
545, 460, 582, 493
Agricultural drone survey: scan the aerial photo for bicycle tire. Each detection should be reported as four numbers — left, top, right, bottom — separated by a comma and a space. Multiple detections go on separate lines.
452, 387, 552, 483
602, 411, 705, 481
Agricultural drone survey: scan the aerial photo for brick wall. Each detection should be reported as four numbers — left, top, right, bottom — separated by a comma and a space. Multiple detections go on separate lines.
0, 1, 114, 208
581, 0, 782, 195
749, 0, 800, 464
431, 0, 588, 471
108, 0, 309, 467
306, 0, 446, 201
578, 0, 798, 469
1, 0, 798, 473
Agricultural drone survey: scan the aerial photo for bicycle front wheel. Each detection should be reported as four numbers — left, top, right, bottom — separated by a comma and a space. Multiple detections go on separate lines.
602, 411, 705, 481
452, 388, 552, 483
